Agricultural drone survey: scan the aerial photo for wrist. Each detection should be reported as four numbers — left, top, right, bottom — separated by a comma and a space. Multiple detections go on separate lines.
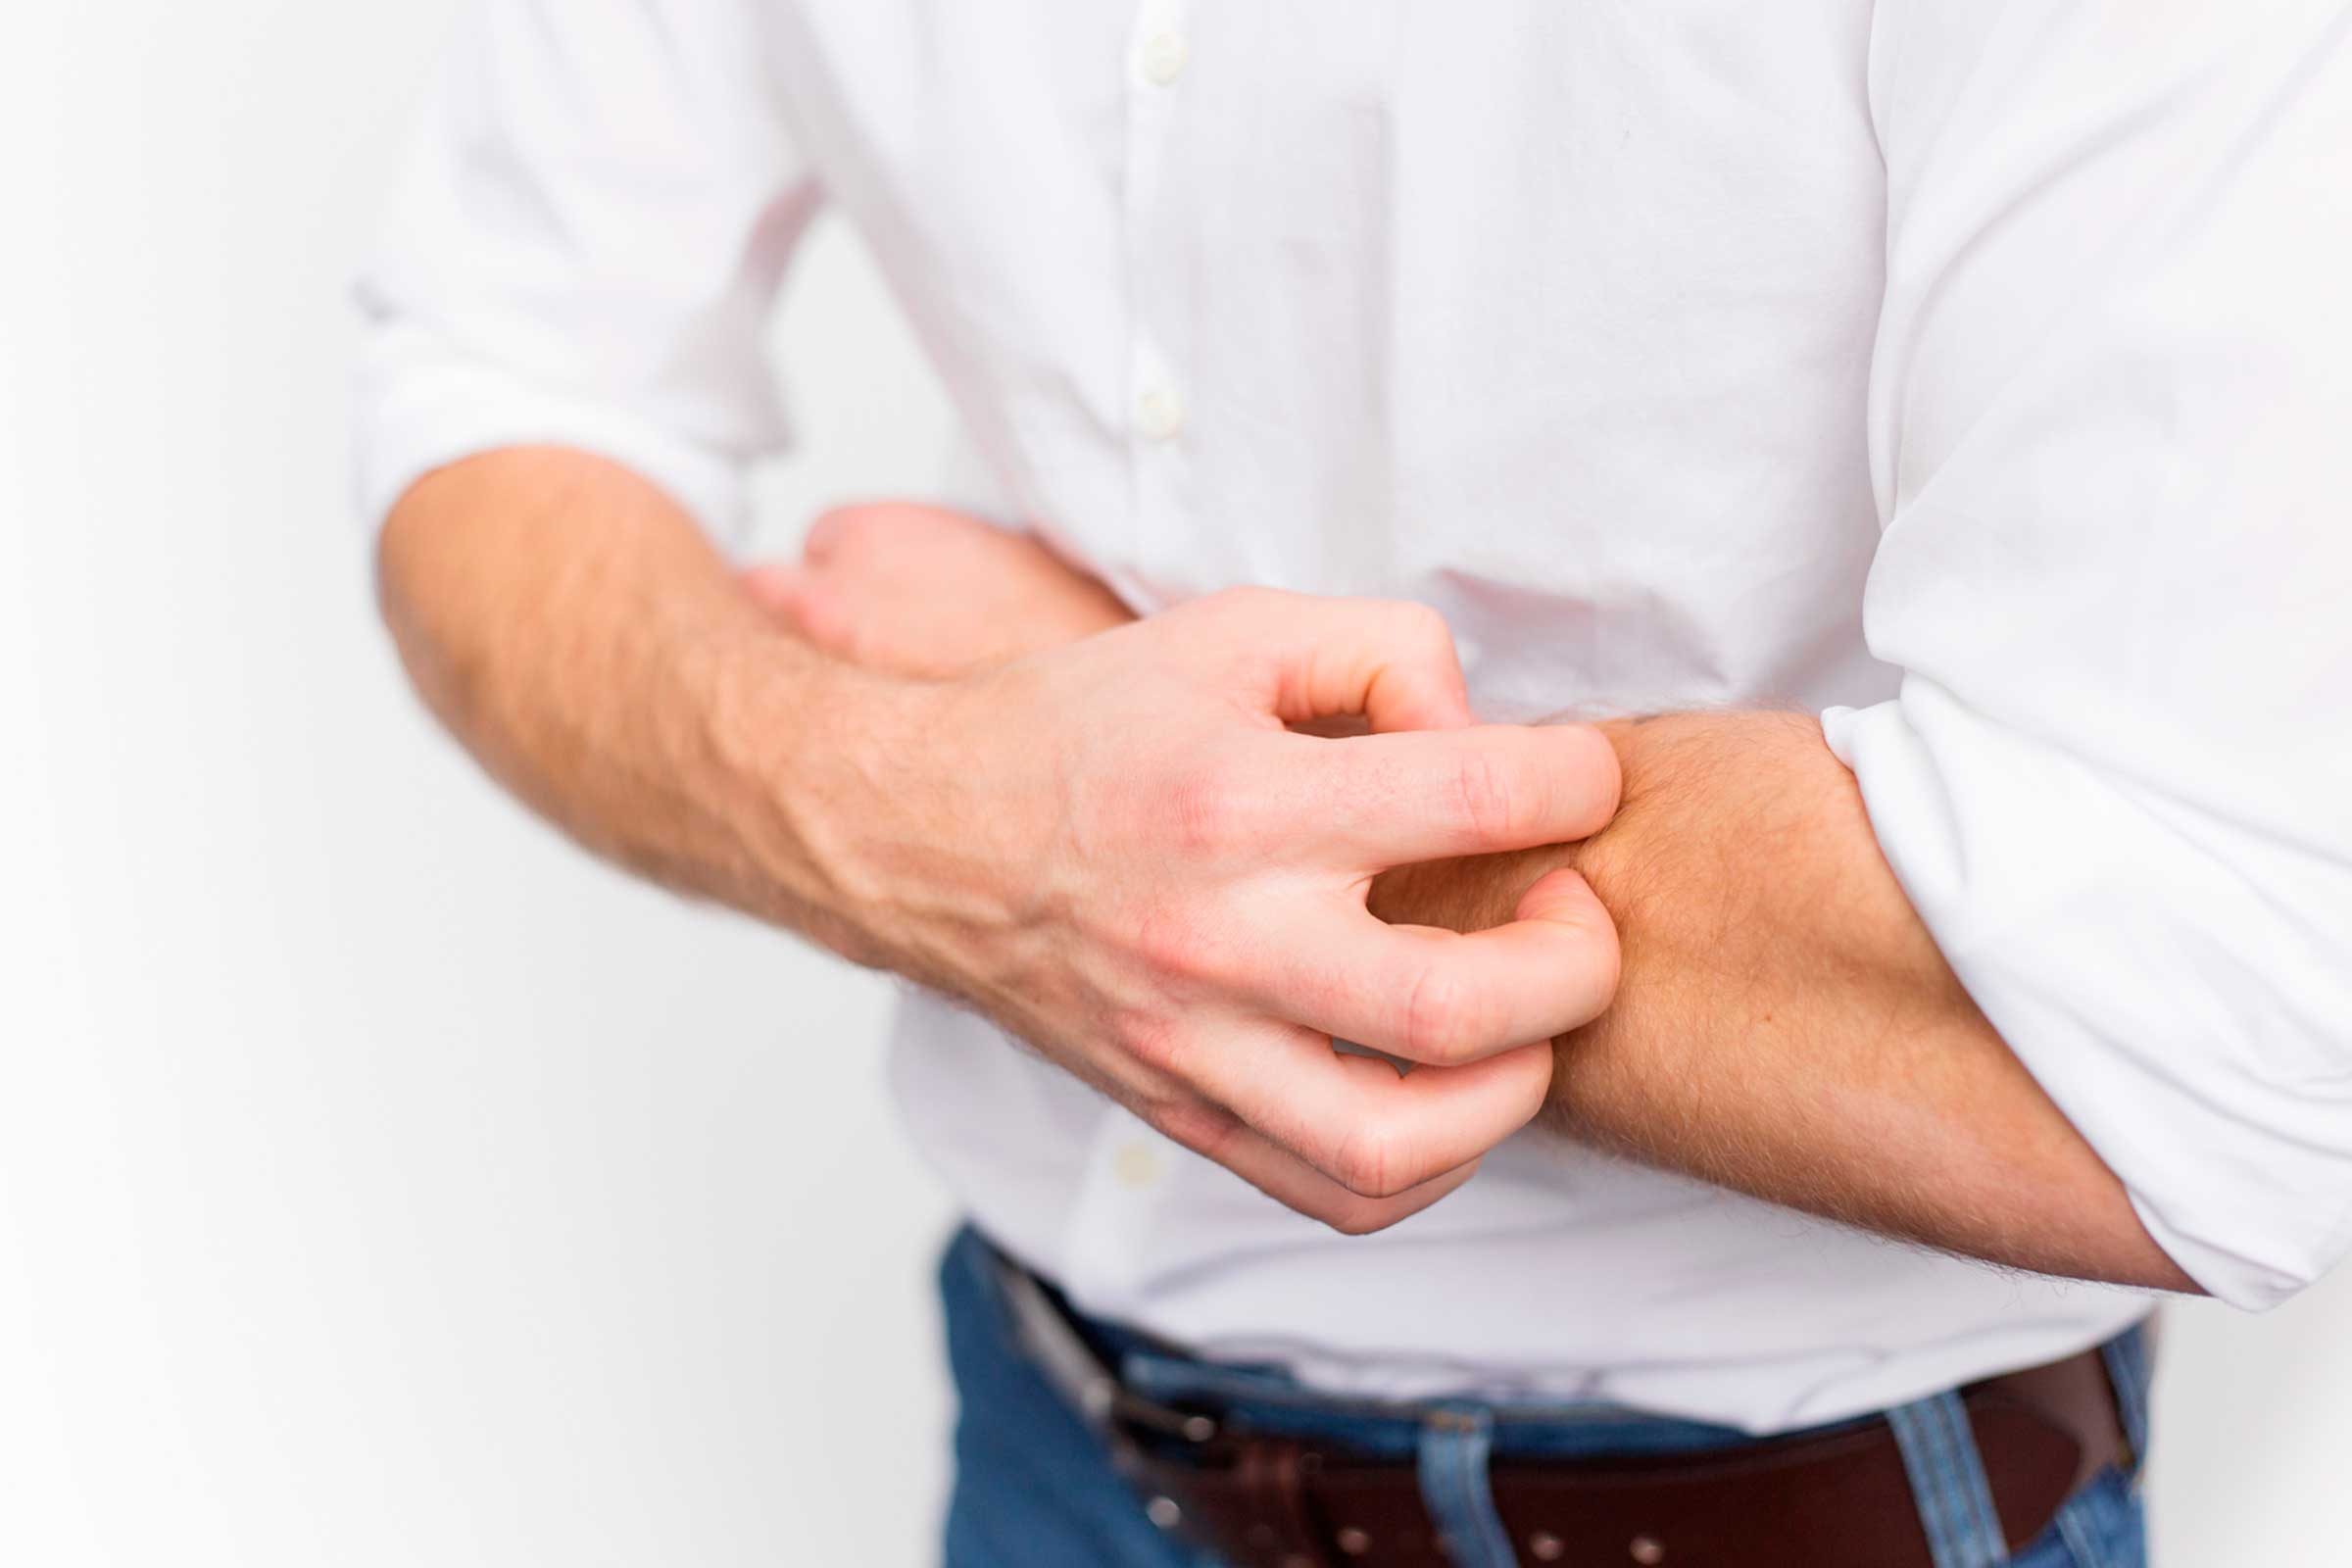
727, 652, 1047, 984
695, 642, 935, 962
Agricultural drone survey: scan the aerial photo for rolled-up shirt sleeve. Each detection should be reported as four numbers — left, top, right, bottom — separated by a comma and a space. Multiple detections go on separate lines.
351, 0, 819, 537
1822, 1, 2352, 1307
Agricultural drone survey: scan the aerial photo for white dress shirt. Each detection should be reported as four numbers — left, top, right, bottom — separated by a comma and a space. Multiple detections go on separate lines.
353, 0, 2352, 1433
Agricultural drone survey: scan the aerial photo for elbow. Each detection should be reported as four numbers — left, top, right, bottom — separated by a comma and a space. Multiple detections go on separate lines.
369, 471, 502, 749
373, 490, 454, 718
2122, 1175, 2352, 1312
2029, 1132, 2206, 1296
2103, 1206, 2204, 1297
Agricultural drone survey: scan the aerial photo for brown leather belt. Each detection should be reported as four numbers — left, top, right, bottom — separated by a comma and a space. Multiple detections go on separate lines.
995, 1254, 2134, 1568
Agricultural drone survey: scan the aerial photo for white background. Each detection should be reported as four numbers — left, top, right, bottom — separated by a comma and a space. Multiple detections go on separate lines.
4, 4, 2348, 1564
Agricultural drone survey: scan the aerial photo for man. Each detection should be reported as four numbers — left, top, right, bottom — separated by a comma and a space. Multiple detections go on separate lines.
356, 2, 2352, 1564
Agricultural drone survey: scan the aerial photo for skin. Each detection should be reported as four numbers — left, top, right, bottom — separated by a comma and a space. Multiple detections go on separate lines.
377, 450, 1626, 1236
751, 500, 2199, 1294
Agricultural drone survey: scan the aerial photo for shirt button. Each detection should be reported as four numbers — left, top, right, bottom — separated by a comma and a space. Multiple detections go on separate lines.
1139, 31, 1190, 86
1136, 384, 1187, 442
1112, 1141, 1164, 1190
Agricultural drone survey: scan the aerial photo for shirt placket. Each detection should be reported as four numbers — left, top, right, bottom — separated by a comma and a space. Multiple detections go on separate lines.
1118, 0, 1196, 606
1055, 0, 1201, 1310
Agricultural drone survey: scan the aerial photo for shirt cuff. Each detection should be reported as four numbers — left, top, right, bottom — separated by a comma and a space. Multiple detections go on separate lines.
1823, 688, 2352, 1311
350, 327, 751, 539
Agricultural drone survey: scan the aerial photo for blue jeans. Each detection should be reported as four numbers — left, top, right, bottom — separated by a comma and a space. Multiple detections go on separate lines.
938, 1227, 2149, 1568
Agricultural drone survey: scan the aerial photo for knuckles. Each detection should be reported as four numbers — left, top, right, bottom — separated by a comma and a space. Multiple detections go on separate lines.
803, 502, 899, 564
1195, 584, 1291, 622
1445, 747, 1525, 846
1125, 899, 1225, 990
1317, 1197, 1410, 1237
1154, 757, 1264, 858
1327, 1117, 1426, 1201
1384, 600, 1455, 658
1585, 919, 1625, 1018
1135, 1095, 1240, 1160
1399, 961, 1491, 1066
1113, 1010, 1190, 1074
1572, 724, 1627, 828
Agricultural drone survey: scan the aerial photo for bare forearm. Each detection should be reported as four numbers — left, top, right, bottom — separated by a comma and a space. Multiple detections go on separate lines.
1382, 710, 2195, 1291
378, 463, 1632, 1234
727, 509, 2190, 1282
374, 447, 901, 960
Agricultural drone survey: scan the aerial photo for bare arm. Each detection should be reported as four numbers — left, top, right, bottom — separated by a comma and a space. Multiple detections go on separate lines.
1373, 712, 2198, 1293
377, 452, 1627, 1234
765, 506, 2197, 1291
376, 448, 920, 961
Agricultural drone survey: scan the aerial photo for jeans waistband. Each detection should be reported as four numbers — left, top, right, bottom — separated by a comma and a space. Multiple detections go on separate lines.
958, 1225, 2154, 1568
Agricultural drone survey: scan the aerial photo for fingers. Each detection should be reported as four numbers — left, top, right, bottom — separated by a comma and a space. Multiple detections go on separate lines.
1190, 589, 1474, 731
763, 503, 1140, 677
743, 563, 869, 663
1220, 1132, 1485, 1234
1136, 1070, 1494, 1228
1277, 722, 1622, 865
744, 560, 877, 666
802, 501, 922, 564
1246, 867, 1620, 1065
740, 563, 807, 621
1172, 1019, 1556, 1199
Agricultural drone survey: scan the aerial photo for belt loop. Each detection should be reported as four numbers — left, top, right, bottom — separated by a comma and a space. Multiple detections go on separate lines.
1887, 1390, 2008, 1568
2100, 1319, 2154, 1476
1416, 1405, 1516, 1568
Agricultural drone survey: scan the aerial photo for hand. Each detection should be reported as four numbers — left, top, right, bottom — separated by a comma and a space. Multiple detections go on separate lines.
744, 506, 1572, 935
1366, 844, 1582, 938
815, 584, 1624, 1232
744, 502, 1368, 736
744, 503, 1133, 678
